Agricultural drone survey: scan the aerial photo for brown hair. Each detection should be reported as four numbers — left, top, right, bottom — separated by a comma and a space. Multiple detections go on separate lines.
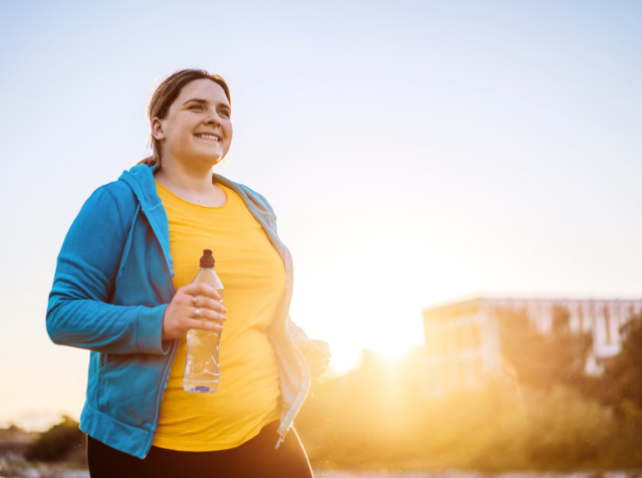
137, 69, 231, 171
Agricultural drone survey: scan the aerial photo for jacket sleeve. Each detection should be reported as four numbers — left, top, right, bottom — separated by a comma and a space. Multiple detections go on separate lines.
46, 185, 170, 355
287, 316, 309, 344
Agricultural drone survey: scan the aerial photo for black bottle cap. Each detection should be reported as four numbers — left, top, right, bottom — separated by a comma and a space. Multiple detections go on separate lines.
200, 249, 215, 268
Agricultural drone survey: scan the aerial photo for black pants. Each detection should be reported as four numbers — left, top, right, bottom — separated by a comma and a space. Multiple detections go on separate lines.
87, 421, 314, 478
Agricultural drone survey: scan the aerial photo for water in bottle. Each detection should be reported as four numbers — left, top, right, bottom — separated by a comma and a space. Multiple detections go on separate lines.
183, 249, 224, 394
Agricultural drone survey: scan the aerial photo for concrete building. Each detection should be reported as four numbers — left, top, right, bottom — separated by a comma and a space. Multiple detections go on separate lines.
420, 298, 642, 399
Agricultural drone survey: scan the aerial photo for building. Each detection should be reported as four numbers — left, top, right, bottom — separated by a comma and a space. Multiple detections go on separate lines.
420, 298, 642, 399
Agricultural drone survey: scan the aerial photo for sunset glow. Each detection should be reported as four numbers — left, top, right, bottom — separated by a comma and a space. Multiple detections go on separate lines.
1, 1, 641, 427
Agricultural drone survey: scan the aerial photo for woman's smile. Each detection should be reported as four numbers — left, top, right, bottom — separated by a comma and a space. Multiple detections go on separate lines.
195, 133, 221, 142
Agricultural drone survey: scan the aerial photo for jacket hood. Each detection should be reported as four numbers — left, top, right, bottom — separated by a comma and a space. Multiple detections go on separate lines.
118, 164, 173, 274
118, 164, 162, 211
119, 165, 276, 223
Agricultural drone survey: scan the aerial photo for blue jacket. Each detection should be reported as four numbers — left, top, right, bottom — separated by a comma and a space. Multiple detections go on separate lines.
46, 164, 311, 458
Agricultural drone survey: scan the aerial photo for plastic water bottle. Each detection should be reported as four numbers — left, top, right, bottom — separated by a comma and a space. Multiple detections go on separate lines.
183, 249, 225, 394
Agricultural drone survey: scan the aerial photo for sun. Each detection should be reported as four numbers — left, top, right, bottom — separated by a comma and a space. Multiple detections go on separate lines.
370, 342, 412, 362
325, 336, 414, 376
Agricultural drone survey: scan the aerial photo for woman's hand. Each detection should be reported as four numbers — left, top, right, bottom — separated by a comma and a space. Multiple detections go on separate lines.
297, 339, 331, 377
162, 283, 227, 341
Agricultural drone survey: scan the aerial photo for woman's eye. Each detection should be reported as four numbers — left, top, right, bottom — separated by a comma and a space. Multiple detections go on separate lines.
218, 110, 230, 119
190, 104, 204, 110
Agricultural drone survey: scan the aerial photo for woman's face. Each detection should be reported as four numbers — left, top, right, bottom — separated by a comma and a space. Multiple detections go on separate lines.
152, 79, 233, 169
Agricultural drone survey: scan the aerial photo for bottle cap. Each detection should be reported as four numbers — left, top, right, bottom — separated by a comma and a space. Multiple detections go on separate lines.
200, 249, 215, 268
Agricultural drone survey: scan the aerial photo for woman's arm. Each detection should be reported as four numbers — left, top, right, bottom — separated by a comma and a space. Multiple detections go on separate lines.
46, 184, 169, 355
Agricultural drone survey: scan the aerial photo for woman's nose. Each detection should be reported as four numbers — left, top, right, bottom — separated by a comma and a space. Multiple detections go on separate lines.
204, 110, 221, 126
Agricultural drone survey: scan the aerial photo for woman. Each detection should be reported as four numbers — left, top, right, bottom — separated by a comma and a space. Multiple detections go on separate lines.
47, 69, 331, 477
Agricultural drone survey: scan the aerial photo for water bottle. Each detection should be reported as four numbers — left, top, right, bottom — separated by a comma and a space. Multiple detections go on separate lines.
183, 249, 225, 394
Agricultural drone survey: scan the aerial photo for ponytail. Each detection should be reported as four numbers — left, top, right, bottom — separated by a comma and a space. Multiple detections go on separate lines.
137, 154, 160, 169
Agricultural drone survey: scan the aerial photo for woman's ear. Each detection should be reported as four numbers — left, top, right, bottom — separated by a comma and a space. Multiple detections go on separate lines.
151, 117, 166, 141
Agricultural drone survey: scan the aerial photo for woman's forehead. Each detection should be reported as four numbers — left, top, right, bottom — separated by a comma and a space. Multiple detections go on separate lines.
178, 79, 229, 105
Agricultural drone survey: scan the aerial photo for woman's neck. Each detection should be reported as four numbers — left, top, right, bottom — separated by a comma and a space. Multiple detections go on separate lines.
154, 158, 227, 207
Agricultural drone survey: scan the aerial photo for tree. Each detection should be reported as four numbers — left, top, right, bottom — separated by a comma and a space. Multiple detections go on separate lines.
497, 305, 592, 391
25, 416, 85, 463
595, 312, 642, 409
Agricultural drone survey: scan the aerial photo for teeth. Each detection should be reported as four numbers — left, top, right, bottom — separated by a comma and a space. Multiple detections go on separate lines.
199, 134, 219, 141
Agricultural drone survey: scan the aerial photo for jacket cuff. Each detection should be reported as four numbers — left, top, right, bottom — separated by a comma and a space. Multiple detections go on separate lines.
136, 305, 171, 355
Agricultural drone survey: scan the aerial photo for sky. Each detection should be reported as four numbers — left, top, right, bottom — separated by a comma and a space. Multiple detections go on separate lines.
0, 0, 641, 428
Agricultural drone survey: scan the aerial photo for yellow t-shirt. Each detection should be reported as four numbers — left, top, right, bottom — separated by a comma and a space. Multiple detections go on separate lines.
152, 181, 284, 451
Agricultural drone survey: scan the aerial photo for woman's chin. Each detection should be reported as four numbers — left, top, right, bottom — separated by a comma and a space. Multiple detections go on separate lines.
184, 151, 225, 169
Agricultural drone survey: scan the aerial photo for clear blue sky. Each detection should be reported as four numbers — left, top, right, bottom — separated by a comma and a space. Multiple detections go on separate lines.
1, 0, 641, 427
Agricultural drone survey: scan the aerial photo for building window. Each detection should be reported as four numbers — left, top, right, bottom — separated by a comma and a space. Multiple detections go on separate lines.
474, 359, 483, 386
471, 325, 482, 348
604, 306, 611, 345
447, 362, 459, 390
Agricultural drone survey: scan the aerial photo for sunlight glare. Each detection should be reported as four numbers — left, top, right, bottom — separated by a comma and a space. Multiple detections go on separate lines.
370, 341, 412, 361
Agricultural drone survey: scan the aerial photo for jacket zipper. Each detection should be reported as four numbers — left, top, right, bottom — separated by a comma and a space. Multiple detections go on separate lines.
275, 428, 290, 449
275, 246, 311, 448
140, 207, 178, 459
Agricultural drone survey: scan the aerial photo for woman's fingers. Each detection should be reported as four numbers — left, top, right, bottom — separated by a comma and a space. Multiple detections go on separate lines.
161, 282, 229, 341
183, 282, 223, 303
298, 340, 331, 377
191, 306, 226, 323
192, 296, 227, 315
302, 340, 330, 358
306, 357, 330, 368
309, 361, 329, 377
187, 318, 223, 333
307, 349, 330, 359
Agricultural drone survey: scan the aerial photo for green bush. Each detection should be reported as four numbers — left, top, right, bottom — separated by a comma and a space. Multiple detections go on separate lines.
25, 416, 85, 463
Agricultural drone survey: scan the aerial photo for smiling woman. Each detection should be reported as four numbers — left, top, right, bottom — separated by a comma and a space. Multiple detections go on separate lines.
148, 78, 232, 207
46, 69, 331, 478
